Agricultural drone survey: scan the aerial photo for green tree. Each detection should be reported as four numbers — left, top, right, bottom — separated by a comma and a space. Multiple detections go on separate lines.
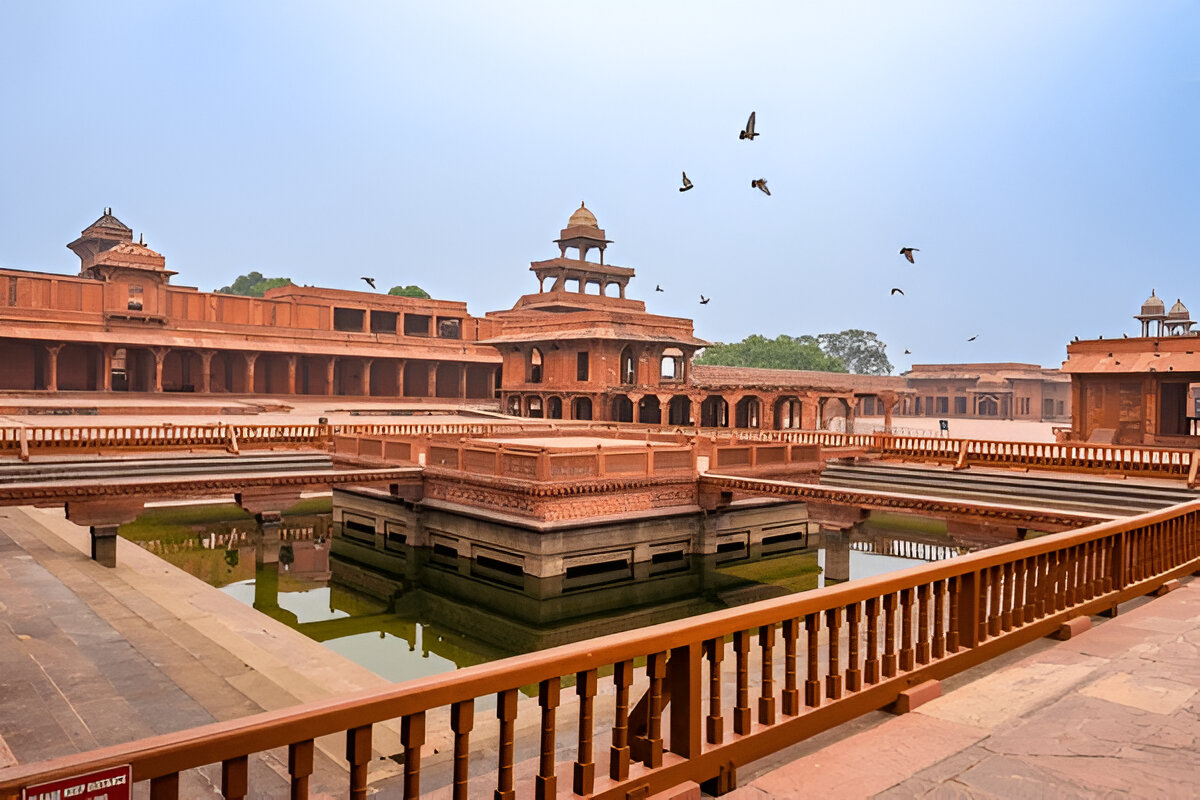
216, 271, 292, 297
817, 329, 893, 375
388, 285, 431, 299
695, 334, 848, 372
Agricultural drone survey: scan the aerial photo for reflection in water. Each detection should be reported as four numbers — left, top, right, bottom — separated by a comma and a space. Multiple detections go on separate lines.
122, 503, 980, 683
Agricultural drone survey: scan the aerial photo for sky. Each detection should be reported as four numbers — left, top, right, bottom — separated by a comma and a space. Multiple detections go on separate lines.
1, 2, 1197, 373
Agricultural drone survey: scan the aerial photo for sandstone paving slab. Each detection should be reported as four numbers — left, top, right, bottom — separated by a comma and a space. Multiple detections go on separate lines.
949, 752, 1130, 799
1079, 671, 1197, 715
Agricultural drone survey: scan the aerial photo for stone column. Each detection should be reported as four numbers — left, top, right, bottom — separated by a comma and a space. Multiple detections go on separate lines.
361, 358, 373, 396
90, 524, 120, 568
690, 397, 701, 428
286, 355, 297, 395
460, 364, 467, 399
427, 361, 438, 398
396, 359, 407, 398
881, 392, 896, 433
44, 344, 63, 392
244, 352, 259, 394
198, 350, 214, 393
326, 357, 336, 396
102, 346, 114, 391
151, 347, 167, 392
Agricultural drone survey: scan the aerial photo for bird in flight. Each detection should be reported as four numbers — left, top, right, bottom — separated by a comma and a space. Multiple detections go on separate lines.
679, 172, 693, 192
899, 248, 919, 264
740, 111, 758, 140
751, 178, 770, 196
700, 295, 710, 305
361, 277, 376, 289
904, 349, 912, 355
890, 288, 904, 296
967, 334, 978, 342
655, 285, 664, 292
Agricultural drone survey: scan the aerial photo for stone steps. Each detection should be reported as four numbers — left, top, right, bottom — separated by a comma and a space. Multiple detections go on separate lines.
0, 452, 332, 485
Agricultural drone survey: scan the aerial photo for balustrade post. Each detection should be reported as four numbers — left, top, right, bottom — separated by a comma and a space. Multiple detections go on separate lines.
644, 651, 667, 768
402, 712, 425, 799
495, 688, 518, 800
610, 660, 633, 780
733, 630, 752, 733
536, 679, 560, 800
955, 571, 981, 649
574, 669, 598, 795
346, 725, 371, 800
782, 618, 800, 714
668, 643, 702, 758
288, 739, 314, 800
758, 624, 776, 724
451, 700, 473, 800
222, 755, 248, 800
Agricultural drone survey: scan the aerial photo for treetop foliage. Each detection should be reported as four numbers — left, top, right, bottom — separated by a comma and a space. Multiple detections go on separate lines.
215, 271, 292, 297
388, 285, 431, 298
696, 330, 893, 375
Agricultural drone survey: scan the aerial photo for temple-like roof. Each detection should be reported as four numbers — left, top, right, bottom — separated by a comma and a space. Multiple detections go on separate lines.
1140, 290, 1166, 317
83, 209, 132, 234
89, 240, 168, 271
568, 203, 598, 229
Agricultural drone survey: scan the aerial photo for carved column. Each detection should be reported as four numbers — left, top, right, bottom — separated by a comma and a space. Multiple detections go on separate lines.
244, 352, 259, 394
151, 347, 167, 392
198, 350, 215, 394
690, 397, 701, 428
44, 344, 63, 392
396, 359, 407, 398
361, 358, 373, 396
427, 361, 438, 398
326, 357, 336, 396
460, 364, 467, 399
286, 355, 297, 395
101, 346, 114, 392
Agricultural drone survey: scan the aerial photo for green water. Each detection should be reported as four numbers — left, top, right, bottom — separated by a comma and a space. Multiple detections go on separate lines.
120, 502, 974, 683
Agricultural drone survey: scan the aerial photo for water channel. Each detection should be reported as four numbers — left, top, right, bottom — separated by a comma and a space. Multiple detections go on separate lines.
119, 500, 978, 685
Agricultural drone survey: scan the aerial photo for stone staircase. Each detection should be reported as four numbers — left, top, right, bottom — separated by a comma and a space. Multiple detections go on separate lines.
0, 451, 333, 486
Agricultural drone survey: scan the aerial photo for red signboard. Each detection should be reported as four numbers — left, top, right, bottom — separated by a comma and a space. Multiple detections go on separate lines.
22, 765, 132, 800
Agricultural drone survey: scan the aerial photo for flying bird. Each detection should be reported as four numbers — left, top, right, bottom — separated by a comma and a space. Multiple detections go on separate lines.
740, 111, 758, 140
655, 285, 664, 292
967, 335, 978, 342
899, 248, 919, 264
890, 288, 904, 296
700, 295, 710, 305
904, 349, 912, 355
361, 277, 376, 290
679, 172, 693, 192
751, 178, 770, 196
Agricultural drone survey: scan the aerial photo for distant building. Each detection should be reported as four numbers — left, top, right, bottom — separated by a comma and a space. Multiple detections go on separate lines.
1061, 291, 1200, 445
899, 363, 1070, 422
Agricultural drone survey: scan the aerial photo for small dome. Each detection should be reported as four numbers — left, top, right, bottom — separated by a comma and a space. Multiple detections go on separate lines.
1168, 299, 1190, 320
567, 202, 598, 229
1141, 290, 1165, 316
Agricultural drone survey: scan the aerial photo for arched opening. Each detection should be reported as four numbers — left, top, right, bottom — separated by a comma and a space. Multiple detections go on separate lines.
735, 395, 762, 428
507, 395, 522, 416
334, 359, 366, 395
546, 396, 563, 419
368, 360, 399, 397
774, 396, 802, 429
821, 397, 849, 432
619, 346, 636, 385
668, 395, 692, 426
210, 351, 247, 393
638, 395, 662, 424
660, 347, 684, 381
611, 394, 634, 423
977, 395, 999, 416
162, 349, 202, 392
57, 343, 102, 391
526, 396, 544, 419
528, 348, 543, 384
701, 395, 729, 428
572, 397, 593, 420
298, 356, 330, 395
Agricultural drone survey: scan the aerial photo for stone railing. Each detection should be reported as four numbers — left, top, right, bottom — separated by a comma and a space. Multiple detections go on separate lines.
2, 500, 1195, 800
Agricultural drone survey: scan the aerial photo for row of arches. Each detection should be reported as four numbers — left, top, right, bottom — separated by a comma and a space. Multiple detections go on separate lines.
524, 345, 688, 384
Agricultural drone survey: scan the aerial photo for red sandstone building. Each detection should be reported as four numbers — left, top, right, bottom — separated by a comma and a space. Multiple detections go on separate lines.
1, 205, 1069, 432
1062, 291, 1200, 445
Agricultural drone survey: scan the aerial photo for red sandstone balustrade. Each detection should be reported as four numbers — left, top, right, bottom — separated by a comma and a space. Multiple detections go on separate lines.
2, 501, 1195, 800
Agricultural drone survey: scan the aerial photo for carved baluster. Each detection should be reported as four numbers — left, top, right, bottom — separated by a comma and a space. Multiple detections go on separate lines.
882, 594, 898, 677
574, 669, 597, 795
401, 712, 425, 799
987, 566, 1002, 637
916, 583, 931, 664
610, 660, 633, 781
733, 630, 751, 734
222, 755, 248, 800
825, 607, 843, 699
805, 612, 822, 706
759, 623, 776, 725
536, 679, 560, 799
644, 651, 667, 767
1055, 550, 1069, 611
150, 774, 179, 800
865, 597, 881, 682
898, 588, 915, 671
288, 739, 314, 800
496, 689, 518, 800
1001, 562, 1014, 631
347, 725, 371, 800
932, 580, 946, 658
846, 602, 862, 691
451, 701, 473, 800
705, 638, 725, 742
947, 577, 961, 651
782, 619, 800, 715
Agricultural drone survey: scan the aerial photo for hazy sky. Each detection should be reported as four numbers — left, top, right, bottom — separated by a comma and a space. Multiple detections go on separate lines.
2, 2, 1197, 372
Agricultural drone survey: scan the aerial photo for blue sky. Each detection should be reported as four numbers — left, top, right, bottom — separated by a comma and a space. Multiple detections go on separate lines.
1, 2, 1197, 372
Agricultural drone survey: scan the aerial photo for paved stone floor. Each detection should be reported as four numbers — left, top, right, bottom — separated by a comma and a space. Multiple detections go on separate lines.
728, 580, 1200, 799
